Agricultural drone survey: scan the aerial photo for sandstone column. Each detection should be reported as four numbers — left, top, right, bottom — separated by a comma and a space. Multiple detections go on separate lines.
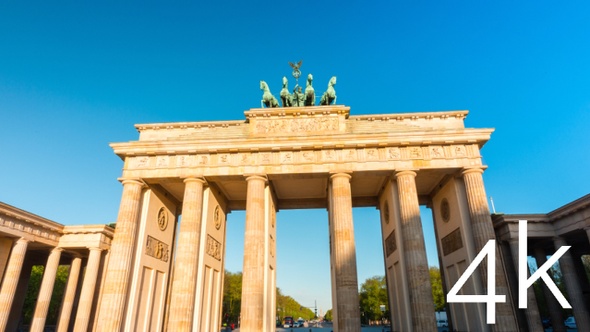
240, 175, 267, 332
507, 239, 543, 331
462, 167, 517, 331
394, 170, 436, 331
96, 178, 144, 331
167, 177, 206, 330
533, 247, 566, 332
553, 236, 590, 331
57, 255, 82, 332
0, 238, 29, 331
73, 247, 103, 332
329, 172, 361, 332
31, 247, 63, 332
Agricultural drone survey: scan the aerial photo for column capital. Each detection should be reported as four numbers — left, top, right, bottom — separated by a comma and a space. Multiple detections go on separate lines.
15, 237, 30, 245
394, 169, 417, 179
244, 174, 267, 182
118, 178, 146, 187
329, 172, 352, 181
183, 176, 207, 185
87, 247, 103, 252
461, 166, 487, 176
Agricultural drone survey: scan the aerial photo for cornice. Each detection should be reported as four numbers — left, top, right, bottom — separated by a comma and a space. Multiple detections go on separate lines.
244, 105, 351, 118
111, 128, 494, 157
0, 202, 64, 233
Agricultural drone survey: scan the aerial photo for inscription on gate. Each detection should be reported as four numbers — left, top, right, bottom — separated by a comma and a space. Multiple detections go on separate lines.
441, 227, 463, 256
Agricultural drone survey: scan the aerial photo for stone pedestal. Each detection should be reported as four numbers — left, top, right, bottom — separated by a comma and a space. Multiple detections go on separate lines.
507, 240, 542, 331
240, 175, 267, 332
329, 173, 361, 332
395, 171, 436, 331
554, 237, 590, 331
96, 179, 144, 331
533, 248, 566, 332
167, 177, 206, 330
31, 247, 63, 332
74, 247, 103, 332
462, 168, 517, 331
0, 238, 29, 331
57, 256, 82, 332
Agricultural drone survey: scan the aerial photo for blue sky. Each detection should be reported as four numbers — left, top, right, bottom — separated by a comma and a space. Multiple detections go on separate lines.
1, 1, 589, 314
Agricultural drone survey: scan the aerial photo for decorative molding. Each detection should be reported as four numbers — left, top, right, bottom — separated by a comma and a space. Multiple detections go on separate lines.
157, 207, 168, 231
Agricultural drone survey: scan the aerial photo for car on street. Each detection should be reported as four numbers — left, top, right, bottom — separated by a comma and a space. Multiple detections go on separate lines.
437, 319, 448, 327
284, 316, 294, 328
564, 316, 576, 329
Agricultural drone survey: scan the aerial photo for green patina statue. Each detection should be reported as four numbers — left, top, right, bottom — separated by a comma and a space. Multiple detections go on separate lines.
280, 76, 293, 107
292, 85, 304, 106
320, 76, 337, 105
260, 80, 279, 108
304, 74, 315, 106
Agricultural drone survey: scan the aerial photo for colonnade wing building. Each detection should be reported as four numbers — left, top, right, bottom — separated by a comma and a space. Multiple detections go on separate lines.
1, 105, 589, 331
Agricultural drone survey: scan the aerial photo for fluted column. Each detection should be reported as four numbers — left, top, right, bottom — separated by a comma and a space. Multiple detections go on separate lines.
329, 173, 361, 332
74, 247, 103, 332
31, 247, 63, 332
0, 238, 29, 331
533, 247, 566, 332
240, 175, 267, 332
167, 177, 206, 330
462, 167, 517, 331
57, 255, 82, 332
394, 171, 436, 331
507, 240, 543, 331
96, 178, 144, 331
554, 237, 590, 331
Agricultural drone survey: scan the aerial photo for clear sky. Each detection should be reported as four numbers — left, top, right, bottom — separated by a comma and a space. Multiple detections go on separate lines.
1, 1, 589, 315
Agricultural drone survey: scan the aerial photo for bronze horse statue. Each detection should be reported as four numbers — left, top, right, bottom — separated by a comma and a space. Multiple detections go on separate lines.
304, 74, 315, 106
280, 76, 292, 107
260, 80, 279, 108
320, 76, 337, 105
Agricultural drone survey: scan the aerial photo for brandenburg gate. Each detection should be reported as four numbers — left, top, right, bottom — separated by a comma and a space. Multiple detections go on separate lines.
94, 105, 518, 331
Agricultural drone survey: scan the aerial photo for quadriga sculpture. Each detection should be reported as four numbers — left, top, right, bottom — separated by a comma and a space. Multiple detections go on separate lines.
304, 74, 315, 106
320, 76, 337, 105
280, 76, 292, 107
260, 80, 279, 108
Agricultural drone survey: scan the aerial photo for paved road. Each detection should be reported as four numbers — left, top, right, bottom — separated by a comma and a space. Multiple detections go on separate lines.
222, 326, 451, 332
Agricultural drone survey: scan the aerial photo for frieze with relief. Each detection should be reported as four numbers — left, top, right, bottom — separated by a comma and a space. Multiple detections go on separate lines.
253, 117, 339, 135
127, 143, 481, 171
206, 235, 222, 261
146, 235, 169, 262
385, 230, 397, 257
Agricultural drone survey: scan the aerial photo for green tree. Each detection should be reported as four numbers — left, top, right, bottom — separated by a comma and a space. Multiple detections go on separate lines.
222, 270, 242, 325
430, 266, 445, 311
324, 309, 332, 322
359, 275, 388, 325
221, 270, 315, 326
276, 288, 314, 321
22, 265, 69, 325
